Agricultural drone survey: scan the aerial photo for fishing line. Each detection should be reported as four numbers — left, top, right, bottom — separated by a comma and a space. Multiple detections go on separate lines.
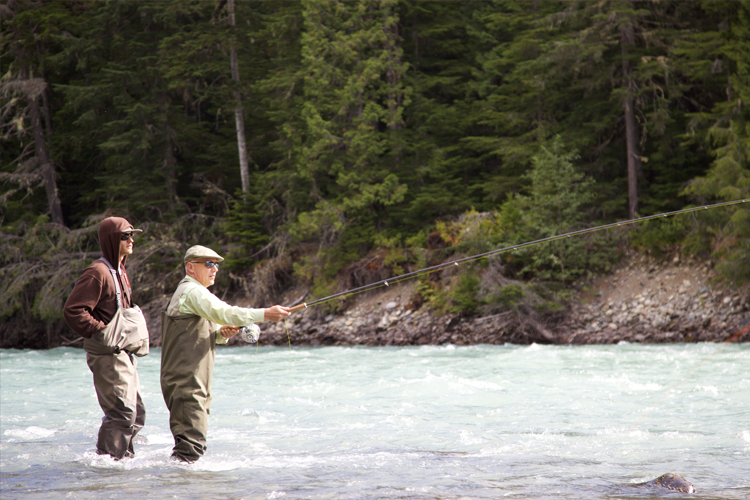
288, 198, 749, 312
284, 318, 292, 351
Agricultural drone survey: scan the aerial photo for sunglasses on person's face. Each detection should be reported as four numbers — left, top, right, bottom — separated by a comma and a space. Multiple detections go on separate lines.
120, 233, 135, 241
191, 261, 219, 270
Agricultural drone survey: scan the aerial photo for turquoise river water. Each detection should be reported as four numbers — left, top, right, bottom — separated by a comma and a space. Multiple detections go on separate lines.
1, 343, 748, 499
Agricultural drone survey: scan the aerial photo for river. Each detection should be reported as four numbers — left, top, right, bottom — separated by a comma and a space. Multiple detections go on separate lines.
1, 343, 748, 499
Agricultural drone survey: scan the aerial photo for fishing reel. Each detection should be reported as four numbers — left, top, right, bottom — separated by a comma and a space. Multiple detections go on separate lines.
239, 324, 260, 343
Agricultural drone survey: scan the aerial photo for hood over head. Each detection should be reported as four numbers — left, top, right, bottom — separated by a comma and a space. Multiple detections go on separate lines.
98, 217, 141, 270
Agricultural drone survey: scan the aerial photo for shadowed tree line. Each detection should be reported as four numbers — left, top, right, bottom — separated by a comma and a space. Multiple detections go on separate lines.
2, 0, 749, 348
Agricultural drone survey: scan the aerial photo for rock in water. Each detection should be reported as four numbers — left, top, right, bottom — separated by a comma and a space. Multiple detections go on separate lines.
637, 473, 696, 493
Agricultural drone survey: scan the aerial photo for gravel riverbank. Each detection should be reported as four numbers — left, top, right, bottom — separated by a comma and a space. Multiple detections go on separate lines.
226, 254, 749, 347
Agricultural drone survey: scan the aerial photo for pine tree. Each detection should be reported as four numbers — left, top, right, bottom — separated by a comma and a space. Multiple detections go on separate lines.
460, 0, 567, 206
396, 1, 487, 223
681, 0, 750, 281
465, 1, 723, 220
273, 0, 411, 290
51, 1, 184, 219
1, 0, 66, 226
506, 136, 598, 282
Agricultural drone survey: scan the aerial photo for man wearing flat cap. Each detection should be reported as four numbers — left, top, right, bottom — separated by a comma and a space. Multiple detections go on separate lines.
160, 245, 290, 463
64, 216, 146, 460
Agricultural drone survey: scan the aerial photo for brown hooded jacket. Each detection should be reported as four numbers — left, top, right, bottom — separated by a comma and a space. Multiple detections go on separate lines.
64, 217, 135, 338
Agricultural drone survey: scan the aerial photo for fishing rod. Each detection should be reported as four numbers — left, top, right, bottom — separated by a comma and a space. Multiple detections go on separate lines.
288, 198, 749, 312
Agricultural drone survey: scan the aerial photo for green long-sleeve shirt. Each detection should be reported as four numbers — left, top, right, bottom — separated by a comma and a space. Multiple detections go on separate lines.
176, 276, 265, 344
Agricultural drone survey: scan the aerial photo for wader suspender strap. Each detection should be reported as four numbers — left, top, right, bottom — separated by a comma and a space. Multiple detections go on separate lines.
98, 257, 127, 310
97, 257, 144, 357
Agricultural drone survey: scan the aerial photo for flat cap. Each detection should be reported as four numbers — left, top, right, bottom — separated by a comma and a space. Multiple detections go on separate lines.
183, 245, 224, 263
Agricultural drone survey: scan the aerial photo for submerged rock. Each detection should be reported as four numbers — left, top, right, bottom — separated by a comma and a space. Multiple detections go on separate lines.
635, 472, 696, 493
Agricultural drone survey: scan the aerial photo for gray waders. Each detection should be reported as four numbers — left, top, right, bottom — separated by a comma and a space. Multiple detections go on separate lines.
82, 259, 147, 460
160, 278, 217, 463
84, 347, 145, 459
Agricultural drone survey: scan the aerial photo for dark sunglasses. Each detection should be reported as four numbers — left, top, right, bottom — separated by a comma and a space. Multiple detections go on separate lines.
120, 233, 135, 241
191, 260, 219, 270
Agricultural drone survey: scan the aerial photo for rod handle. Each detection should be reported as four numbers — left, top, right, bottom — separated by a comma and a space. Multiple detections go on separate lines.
289, 303, 307, 312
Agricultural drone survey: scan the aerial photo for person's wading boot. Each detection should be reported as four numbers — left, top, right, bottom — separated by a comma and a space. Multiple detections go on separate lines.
171, 452, 197, 464
97, 449, 134, 461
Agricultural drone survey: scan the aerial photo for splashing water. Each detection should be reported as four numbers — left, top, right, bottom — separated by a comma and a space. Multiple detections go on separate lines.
1, 343, 748, 499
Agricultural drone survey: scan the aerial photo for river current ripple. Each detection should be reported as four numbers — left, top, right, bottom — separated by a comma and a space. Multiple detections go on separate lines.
1, 343, 748, 499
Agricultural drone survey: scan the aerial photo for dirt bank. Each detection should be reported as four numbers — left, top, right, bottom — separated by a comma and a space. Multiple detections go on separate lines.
224, 254, 749, 347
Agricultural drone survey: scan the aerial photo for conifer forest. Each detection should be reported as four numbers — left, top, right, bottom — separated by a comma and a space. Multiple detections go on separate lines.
2, 0, 749, 347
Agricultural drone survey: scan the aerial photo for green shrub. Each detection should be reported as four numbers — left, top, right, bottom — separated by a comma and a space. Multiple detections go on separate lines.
448, 273, 483, 315
488, 283, 524, 308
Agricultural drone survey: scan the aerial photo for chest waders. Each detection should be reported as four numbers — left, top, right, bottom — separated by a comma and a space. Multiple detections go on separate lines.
160, 278, 218, 463
84, 258, 146, 460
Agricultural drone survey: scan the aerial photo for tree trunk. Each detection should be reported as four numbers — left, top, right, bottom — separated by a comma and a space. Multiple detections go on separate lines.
228, 0, 250, 194
620, 20, 640, 219
28, 73, 64, 226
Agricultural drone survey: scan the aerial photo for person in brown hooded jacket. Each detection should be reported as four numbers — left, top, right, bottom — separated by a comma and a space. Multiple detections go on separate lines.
64, 216, 146, 460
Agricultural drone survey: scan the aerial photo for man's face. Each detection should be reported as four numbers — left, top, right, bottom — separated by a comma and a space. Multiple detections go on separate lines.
119, 233, 134, 261
188, 259, 219, 287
